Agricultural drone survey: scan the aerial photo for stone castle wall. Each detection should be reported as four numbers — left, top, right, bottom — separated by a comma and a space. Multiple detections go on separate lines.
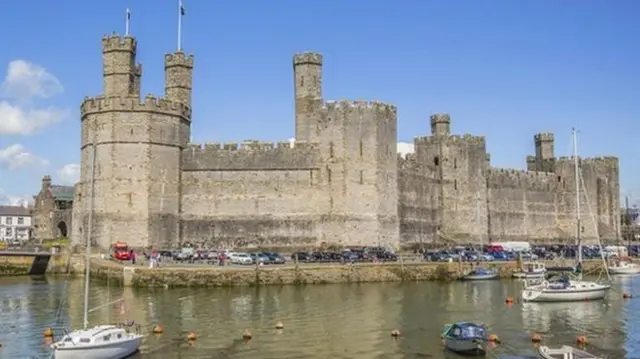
71, 32, 621, 251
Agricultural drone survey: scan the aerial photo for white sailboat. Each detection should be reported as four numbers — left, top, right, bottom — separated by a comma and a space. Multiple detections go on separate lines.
522, 129, 611, 302
608, 260, 640, 275
50, 131, 143, 358
513, 261, 547, 279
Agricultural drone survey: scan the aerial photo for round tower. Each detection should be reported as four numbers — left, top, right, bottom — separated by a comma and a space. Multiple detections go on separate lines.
165, 52, 194, 107
74, 34, 191, 250
293, 52, 323, 141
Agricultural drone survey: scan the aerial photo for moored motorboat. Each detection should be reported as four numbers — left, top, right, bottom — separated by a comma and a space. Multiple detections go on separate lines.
441, 322, 488, 356
521, 274, 610, 302
608, 260, 640, 275
462, 268, 499, 281
513, 261, 546, 279
537, 345, 602, 359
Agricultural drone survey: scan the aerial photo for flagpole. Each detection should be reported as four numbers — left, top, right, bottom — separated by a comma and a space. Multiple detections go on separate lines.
177, 0, 183, 51
125, 9, 130, 36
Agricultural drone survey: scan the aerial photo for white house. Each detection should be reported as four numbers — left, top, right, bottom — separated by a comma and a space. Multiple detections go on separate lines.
0, 205, 32, 243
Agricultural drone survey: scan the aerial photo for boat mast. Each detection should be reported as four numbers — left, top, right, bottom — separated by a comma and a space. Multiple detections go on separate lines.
572, 128, 583, 266
83, 136, 97, 330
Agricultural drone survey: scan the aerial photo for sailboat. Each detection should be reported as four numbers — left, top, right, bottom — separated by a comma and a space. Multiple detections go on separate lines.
608, 196, 640, 275
50, 136, 143, 358
521, 129, 611, 302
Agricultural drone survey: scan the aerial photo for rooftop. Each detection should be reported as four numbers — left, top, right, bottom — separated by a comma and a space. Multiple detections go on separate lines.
49, 185, 75, 201
0, 205, 30, 217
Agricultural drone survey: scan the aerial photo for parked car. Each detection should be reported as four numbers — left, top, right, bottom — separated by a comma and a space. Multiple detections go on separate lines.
248, 252, 270, 264
263, 252, 286, 264
230, 253, 253, 265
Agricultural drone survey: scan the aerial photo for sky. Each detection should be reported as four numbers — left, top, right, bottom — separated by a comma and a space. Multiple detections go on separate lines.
0, 0, 638, 207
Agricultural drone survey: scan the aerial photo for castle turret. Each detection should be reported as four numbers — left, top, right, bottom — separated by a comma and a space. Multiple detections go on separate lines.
73, 33, 191, 250
102, 35, 139, 97
293, 52, 323, 141
430, 113, 450, 137
535, 132, 554, 160
164, 52, 194, 106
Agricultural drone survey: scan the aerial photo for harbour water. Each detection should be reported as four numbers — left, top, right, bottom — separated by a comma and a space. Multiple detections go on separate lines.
1, 275, 639, 359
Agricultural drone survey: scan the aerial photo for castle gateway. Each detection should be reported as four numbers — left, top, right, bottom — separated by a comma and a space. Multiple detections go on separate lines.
71, 33, 620, 250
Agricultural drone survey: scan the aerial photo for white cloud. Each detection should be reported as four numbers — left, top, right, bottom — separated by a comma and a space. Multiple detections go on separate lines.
397, 142, 415, 157
57, 163, 80, 185
0, 144, 49, 170
0, 188, 32, 206
0, 101, 69, 135
0, 60, 69, 135
0, 60, 63, 101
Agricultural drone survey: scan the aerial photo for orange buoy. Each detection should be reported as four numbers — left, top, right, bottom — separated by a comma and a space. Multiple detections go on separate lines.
43, 328, 54, 338
390, 329, 400, 337
275, 321, 284, 329
623, 293, 632, 299
187, 331, 197, 341
531, 333, 542, 343
152, 324, 164, 334
505, 297, 514, 304
488, 334, 500, 343
242, 328, 252, 340
576, 336, 588, 345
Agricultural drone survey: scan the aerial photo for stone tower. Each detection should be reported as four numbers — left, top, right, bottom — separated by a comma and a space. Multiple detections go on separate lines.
293, 52, 323, 141
72, 34, 192, 249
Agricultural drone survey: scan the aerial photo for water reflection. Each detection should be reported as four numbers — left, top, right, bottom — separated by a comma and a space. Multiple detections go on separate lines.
0, 277, 639, 358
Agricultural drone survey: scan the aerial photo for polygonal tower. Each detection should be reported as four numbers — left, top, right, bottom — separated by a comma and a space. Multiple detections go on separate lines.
293, 52, 323, 141
71, 34, 193, 250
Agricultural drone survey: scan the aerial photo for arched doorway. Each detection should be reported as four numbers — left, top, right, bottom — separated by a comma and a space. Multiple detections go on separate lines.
57, 221, 68, 238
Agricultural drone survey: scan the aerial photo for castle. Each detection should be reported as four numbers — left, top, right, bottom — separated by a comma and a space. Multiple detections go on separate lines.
70, 32, 621, 250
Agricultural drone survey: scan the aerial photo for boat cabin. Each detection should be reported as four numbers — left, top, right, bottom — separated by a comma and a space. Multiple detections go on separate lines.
445, 322, 487, 340
53, 325, 130, 348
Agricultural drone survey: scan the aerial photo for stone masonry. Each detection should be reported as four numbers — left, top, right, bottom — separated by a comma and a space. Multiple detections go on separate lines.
71, 32, 620, 250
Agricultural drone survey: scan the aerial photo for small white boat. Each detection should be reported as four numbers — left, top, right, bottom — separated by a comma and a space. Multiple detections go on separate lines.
608, 260, 640, 275
513, 261, 546, 279
51, 325, 143, 359
521, 274, 610, 302
538, 345, 602, 359
441, 322, 488, 356
461, 268, 499, 281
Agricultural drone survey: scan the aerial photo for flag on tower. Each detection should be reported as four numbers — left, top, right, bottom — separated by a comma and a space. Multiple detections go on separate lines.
180, 1, 186, 16
127, 8, 131, 20
125, 8, 131, 36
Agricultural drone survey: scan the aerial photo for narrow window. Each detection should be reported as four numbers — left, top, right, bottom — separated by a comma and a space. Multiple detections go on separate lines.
300, 76, 304, 87
130, 129, 133, 135
309, 170, 313, 186
360, 170, 363, 184
327, 168, 332, 183
434, 156, 440, 166
454, 180, 457, 190
359, 140, 363, 158
329, 142, 334, 158
557, 176, 562, 182
454, 158, 457, 169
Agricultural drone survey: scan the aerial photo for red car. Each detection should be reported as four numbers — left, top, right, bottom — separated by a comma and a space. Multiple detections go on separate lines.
113, 242, 131, 260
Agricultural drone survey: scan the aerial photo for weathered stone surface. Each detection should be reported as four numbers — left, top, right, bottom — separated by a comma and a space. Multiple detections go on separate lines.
67, 32, 620, 251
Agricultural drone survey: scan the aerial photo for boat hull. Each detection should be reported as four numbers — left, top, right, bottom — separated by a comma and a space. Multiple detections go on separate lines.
522, 285, 610, 302
609, 265, 640, 275
444, 338, 487, 356
461, 273, 498, 281
53, 336, 142, 359
538, 345, 601, 359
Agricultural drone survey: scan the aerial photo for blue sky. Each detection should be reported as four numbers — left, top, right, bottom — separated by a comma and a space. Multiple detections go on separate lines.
0, 0, 638, 206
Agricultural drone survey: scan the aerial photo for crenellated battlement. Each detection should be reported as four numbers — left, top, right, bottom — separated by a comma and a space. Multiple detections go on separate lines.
430, 113, 451, 124
487, 168, 559, 191
165, 52, 194, 68
322, 100, 397, 117
293, 52, 323, 66
80, 94, 191, 120
556, 155, 618, 164
182, 140, 321, 171
414, 134, 486, 146
102, 34, 136, 53
534, 132, 554, 142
